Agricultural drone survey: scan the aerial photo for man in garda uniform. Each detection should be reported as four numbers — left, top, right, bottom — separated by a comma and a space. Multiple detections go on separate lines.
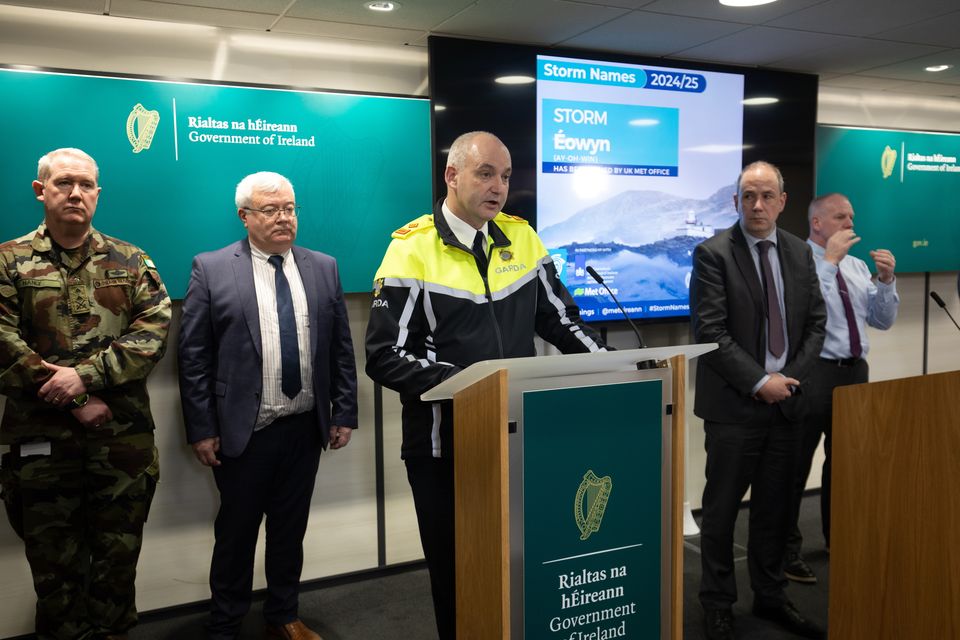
365, 131, 606, 639
0, 147, 171, 640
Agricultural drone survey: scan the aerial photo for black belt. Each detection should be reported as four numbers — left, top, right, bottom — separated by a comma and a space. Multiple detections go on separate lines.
820, 356, 862, 367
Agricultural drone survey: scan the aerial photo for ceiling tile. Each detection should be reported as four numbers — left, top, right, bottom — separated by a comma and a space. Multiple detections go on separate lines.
432, 0, 628, 45
637, 0, 824, 25
271, 16, 425, 45
675, 26, 846, 68
768, 0, 959, 37
562, 10, 747, 57
0, 0, 102, 12
563, 0, 657, 9
862, 49, 960, 83
772, 37, 946, 75
129, 0, 290, 12
285, 0, 474, 31
110, 0, 275, 29
875, 10, 960, 48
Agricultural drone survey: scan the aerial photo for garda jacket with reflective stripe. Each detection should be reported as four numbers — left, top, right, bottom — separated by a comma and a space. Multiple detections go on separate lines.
365, 202, 605, 459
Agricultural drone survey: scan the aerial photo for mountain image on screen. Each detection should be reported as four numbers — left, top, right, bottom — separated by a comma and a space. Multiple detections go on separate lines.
541, 184, 738, 310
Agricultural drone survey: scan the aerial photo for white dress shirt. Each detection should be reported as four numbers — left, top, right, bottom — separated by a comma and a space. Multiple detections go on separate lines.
442, 201, 488, 250
249, 243, 314, 428
807, 239, 899, 360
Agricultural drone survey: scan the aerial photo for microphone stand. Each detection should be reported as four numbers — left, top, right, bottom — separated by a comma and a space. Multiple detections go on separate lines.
585, 266, 658, 369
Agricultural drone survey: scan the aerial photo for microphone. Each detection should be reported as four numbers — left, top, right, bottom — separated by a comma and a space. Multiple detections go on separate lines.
930, 291, 960, 332
586, 265, 656, 369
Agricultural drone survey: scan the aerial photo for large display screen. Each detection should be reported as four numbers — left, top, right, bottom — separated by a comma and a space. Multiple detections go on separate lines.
536, 55, 743, 321
429, 36, 818, 324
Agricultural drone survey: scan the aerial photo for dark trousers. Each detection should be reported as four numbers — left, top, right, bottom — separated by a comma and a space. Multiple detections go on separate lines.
405, 455, 456, 640
0, 430, 156, 640
699, 407, 801, 610
207, 413, 321, 639
786, 358, 868, 554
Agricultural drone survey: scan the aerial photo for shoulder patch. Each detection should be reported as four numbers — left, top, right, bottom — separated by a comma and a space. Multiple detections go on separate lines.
498, 213, 529, 225
392, 215, 435, 239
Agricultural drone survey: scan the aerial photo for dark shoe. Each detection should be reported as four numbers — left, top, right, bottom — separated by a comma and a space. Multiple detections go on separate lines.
703, 608, 735, 640
753, 599, 824, 639
784, 551, 817, 584
265, 619, 322, 640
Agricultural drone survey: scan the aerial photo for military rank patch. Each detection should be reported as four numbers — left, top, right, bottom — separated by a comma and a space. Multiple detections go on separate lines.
68, 283, 91, 315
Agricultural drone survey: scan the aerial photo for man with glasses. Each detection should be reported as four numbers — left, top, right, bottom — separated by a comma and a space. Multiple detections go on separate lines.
0, 147, 171, 639
179, 171, 358, 640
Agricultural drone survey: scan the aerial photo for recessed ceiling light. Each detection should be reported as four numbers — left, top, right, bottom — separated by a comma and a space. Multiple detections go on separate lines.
742, 96, 779, 105
719, 0, 779, 6
925, 64, 952, 72
364, 1, 398, 12
495, 75, 535, 85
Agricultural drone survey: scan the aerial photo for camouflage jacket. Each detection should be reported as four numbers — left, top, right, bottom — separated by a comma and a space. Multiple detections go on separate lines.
0, 224, 171, 443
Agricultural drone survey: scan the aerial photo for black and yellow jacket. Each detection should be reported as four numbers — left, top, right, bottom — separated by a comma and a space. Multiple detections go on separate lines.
365, 201, 606, 459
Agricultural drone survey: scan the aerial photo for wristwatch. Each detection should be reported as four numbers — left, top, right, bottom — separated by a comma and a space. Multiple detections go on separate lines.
71, 393, 89, 408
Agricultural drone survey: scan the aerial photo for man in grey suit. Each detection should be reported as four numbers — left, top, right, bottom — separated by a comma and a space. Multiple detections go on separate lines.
690, 161, 826, 640
178, 171, 358, 640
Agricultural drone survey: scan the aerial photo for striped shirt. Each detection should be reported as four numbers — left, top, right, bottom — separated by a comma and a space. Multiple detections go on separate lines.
249, 243, 314, 428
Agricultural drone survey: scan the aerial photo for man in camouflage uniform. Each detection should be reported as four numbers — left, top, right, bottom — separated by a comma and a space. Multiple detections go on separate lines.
0, 147, 171, 640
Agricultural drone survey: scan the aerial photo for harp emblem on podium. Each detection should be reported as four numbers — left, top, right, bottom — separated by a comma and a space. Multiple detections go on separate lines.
126, 103, 160, 153
574, 470, 612, 541
880, 145, 897, 179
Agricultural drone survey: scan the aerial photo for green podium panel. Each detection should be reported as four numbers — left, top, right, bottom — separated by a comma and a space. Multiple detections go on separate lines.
523, 379, 663, 640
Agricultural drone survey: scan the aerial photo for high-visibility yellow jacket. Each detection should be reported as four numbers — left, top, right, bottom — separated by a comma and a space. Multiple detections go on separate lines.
365, 202, 606, 459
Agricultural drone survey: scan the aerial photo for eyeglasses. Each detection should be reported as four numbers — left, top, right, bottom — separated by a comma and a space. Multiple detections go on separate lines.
243, 205, 300, 218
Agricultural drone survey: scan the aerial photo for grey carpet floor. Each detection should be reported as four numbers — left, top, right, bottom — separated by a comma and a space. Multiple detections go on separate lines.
96, 493, 833, 639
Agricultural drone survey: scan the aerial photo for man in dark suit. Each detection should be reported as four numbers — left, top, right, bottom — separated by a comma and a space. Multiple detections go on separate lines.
690, 161, 826, 640
178, 171, 358, 640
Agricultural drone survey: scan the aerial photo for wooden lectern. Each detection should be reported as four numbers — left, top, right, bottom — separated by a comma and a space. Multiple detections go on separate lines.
830, 369, 960, 639
422, 345, 715, 640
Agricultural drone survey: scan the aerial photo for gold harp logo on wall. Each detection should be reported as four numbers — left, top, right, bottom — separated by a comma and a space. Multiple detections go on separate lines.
881, 145, 897, 179
574, 470, 612, 541
126, 103, 160, 153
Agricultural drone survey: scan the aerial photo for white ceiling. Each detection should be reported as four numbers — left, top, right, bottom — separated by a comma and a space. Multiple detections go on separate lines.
3, 0, 960, 97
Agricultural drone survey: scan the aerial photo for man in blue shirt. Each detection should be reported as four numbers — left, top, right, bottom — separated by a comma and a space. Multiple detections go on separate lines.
784, 192, 899, 584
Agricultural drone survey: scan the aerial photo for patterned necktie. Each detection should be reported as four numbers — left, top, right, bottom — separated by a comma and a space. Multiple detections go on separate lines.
472, 230, 488, 273
756, 241, 785, 358
268, 254, 302, 398
835, 268, 862, 359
